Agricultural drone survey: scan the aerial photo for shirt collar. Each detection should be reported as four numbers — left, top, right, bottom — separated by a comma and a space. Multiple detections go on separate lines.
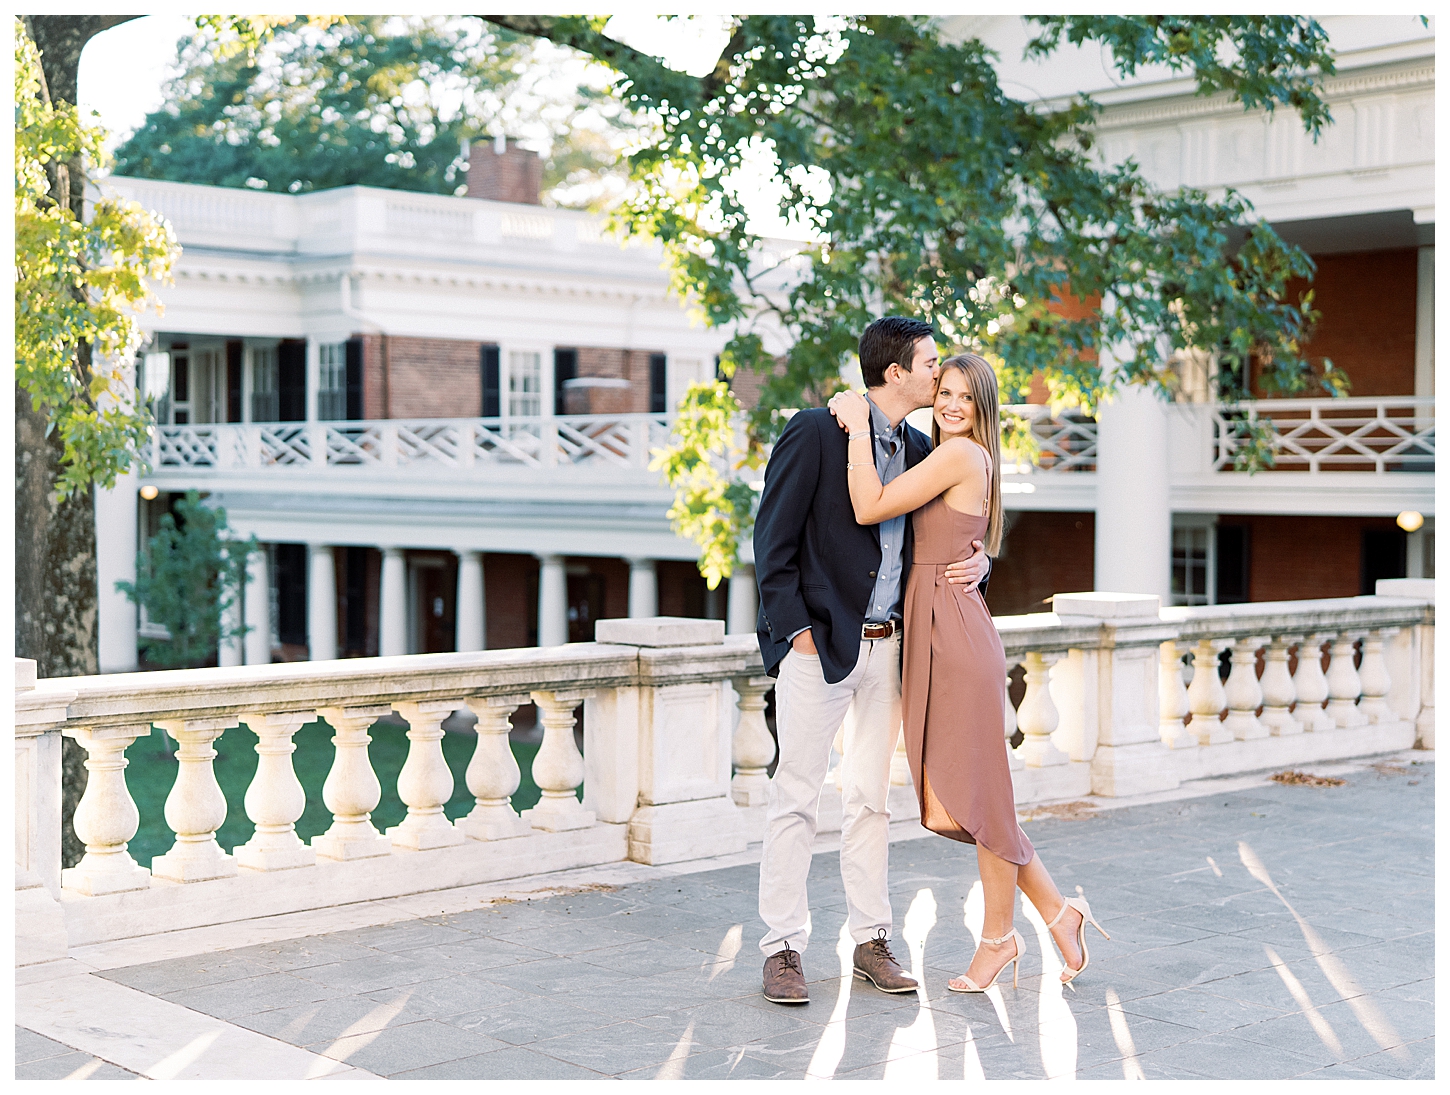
865, 395, 903, 440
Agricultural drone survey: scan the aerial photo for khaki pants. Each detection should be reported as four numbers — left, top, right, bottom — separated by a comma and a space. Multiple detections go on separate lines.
758, 635, 902, 955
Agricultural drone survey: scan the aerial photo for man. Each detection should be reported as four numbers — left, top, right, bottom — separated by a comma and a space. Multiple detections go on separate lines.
753, 315, 990, 1004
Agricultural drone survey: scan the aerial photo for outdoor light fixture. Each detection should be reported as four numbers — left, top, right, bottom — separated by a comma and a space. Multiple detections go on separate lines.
139, 484, 159, 501
1396, 510, 1424, 532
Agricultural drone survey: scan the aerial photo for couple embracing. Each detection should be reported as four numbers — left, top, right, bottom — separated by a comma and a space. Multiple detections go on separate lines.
753, 316, 1107, 1004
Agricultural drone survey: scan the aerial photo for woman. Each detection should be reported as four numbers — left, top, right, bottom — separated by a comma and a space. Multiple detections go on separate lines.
828, 353, 1107, 992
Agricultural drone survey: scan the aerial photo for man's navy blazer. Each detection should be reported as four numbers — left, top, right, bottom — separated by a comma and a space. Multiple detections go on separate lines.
754, 406, 988, 684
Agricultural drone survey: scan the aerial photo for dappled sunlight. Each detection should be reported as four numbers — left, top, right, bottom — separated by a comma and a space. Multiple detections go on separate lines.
149, 1030, 220, 1080
882, 888, 939, 1080
964, 880, 1013, 1040
655, 1018, 696, 1080
1264, 944, 1346, 1058
707, 923, 743, 982
1105, 988, 1146, 1080
804, 920, 856, 1081
1239, 841, 1407, 1058
1024, 893, 1077, 1080
306, 990, 414, 1076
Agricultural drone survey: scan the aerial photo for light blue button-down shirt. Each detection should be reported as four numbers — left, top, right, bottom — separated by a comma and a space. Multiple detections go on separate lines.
864, 396, 907, 623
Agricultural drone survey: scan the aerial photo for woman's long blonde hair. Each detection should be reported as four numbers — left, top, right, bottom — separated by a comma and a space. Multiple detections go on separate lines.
932, 353, 1003, 555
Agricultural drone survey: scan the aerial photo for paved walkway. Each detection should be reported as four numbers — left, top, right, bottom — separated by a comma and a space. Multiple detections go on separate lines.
16, 752, 1433, 1080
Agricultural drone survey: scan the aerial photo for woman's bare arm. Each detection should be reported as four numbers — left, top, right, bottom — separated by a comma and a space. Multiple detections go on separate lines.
847, 438, 976, 523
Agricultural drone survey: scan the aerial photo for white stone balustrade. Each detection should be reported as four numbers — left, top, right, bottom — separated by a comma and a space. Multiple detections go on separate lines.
1158, 642, 1194, 748
1325, 632, 1367, 728
234, 712, 316, 871
1222, 638, 1269, 741
1002, 668, 1024, 771
390, 700, 468, 850
458, 693, 533, 840
1186, 640, 1234, 746
729, 676, 776, 808
313, 705, 393, 861
1293, 636, 1335, 732
15, 593, 1431, 957
151, 717, 240, 883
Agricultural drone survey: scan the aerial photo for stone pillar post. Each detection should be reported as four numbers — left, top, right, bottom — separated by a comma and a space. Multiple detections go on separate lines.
312, 704, 394, 860
14, 661, 75, 964
728, 564, 758, 636
96, 470, 140, 673
150, 717, 240, 883
456, 549, 486, 652
730, 675, 775, 807
1415, 246, 1434, 417
537, 553, 568, 646
379, 547, 407, 656
234, 712, 317, 871
627, 557, 658, 618
307, 543, 337, 661
458, 693, 533, 840
389, 700, 467, 849
1053, 593, 1181, 797
1094, 339, 1171, 599
243, 545, 272, 665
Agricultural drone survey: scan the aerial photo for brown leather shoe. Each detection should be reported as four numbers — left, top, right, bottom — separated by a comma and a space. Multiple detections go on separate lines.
852, 929, 918, 993
762, 946, 809, 1004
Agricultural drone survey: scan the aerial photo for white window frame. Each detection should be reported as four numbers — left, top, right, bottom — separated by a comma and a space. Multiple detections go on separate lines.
1171, 514, 1218, 607
316, 340, 349, 422
503, 345, 549, 420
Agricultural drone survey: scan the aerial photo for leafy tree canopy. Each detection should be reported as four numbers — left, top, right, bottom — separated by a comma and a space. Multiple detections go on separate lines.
113, 15, 635, 204
485, 15, 1341, 579
14, 19, 177, 500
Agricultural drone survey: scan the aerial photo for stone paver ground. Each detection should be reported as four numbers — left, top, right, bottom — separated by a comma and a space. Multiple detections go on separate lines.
17, 756, 1433, 1080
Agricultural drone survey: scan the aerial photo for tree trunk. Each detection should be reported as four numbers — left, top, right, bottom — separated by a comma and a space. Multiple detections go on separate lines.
18, 15, 140, 868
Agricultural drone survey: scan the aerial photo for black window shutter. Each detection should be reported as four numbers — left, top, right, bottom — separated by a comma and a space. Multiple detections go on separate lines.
345, 337, 364, 420
278, 339, 307, 421
649, 353, 667, 414
226, 340, 244, 422
480, 344, 500, 417
554, 348, 578, 415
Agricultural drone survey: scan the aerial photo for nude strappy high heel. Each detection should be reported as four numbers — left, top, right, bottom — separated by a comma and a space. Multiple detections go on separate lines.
1047, 892, 1110, 985
947, 928, 1025, 993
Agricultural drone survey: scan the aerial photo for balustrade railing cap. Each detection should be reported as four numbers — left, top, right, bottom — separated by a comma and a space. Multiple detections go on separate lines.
1376, 578, 1436, 601
1052, 592, 1162, 620
595, 617, 726, 647
15, 656, 37, 692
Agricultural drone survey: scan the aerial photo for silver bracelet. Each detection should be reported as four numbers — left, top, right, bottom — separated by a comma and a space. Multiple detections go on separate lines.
846, 461, 870, 471
847, 430, 870, 441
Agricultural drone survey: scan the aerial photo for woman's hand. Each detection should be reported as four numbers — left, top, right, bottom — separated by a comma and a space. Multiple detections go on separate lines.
827, 389, 871, 434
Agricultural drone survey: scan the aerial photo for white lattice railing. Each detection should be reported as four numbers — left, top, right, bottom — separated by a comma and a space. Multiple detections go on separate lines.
1002, 404, 1099, 473
1212, 396, 1435, 473
149, 414, 673, 473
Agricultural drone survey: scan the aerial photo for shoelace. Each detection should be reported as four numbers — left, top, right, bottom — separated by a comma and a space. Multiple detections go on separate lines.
867, 936, 897, 964
776, 948, 802, 974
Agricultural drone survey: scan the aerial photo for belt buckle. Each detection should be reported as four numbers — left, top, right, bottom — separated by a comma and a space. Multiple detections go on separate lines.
862, 621, 892, 640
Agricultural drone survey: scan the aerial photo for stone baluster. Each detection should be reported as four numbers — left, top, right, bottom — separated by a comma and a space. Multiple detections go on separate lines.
312, 705, 393, 860
1325, 631, 1367, 727
1003, 666, 1024, 770
457, 694, 533, 840
1158, 641, 1195, 748
1186, 639, 1233, 746
1258, 636, 1301, 736
1356, 629, 1395, 724
151, 717, 240, 882
389, 700, 467, 850
730, 676, 776, 807
61, 725, 153, 895
234, 712, 316, 871
1017, 651, 1068, 767
1222, 637, 1269, 740
525, 690, 596, 831
1291, 636, 1334, 732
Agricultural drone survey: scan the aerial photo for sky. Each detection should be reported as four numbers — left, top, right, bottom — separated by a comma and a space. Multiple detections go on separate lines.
77, 14, 736, 148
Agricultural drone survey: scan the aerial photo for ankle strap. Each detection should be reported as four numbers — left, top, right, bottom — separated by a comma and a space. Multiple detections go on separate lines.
982, 929, 1016, 946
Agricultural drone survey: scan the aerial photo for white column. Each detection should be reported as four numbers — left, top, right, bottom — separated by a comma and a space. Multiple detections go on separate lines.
627, 557, 658, 618
218, 589, 244, 667
456, 550, 485, 652
1415, 245, 1434, 404
243, 545, 271, 665
379, 547, 407, 656
95, 470, 139, 672
307, 544, 337, 661
728, 563, 758, 635
1094, 354, 1171, 599
537, 553, 568, 646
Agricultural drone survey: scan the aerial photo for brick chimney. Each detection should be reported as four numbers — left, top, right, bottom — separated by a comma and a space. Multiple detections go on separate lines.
466, 139, 543, 204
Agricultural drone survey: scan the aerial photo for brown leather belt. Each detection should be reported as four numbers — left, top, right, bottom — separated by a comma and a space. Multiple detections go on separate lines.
861, 620, 898, 640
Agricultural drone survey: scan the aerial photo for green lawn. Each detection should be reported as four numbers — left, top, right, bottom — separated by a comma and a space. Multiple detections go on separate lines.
123, 719, 555, 868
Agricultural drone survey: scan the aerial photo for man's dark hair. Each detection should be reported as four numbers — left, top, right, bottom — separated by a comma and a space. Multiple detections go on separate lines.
858, 316, 934, 388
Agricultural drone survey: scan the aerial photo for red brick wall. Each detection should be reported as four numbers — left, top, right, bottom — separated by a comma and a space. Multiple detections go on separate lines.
363, 336, 485, 420
1268, 248, 1418, 398
1220, 514, 1402, 602
986, 511, 1096, 616
562, 347, 659, 415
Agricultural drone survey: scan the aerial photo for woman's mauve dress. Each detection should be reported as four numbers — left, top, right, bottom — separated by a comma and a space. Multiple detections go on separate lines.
901, 495, 1035, 865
